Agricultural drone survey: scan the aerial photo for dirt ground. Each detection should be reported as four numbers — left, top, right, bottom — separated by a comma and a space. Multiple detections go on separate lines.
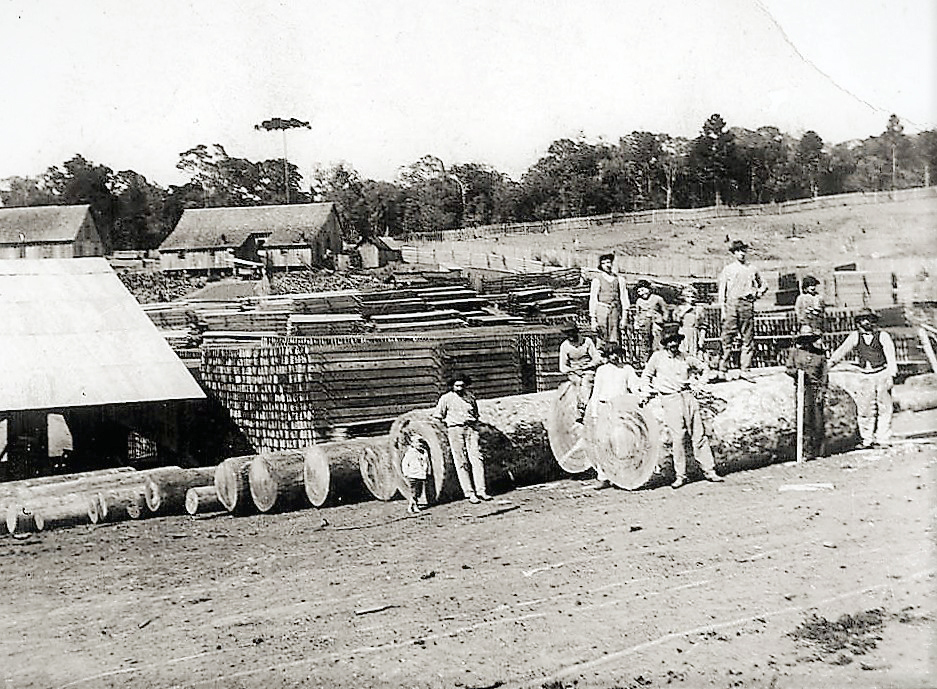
0, 436, 933, 689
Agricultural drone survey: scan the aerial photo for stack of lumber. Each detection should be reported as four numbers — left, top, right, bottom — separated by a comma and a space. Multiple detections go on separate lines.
196, 308, 291, 334
141, 302, 192, 329
358, 290, 429, 317
831, 271, 897, 310
517, 329, 570, 391
201, 339, 446, 449
264, 290, 361, 315
478, 267, 582, 294
506, 287, 578, 318
287, 314, 365, 336
370, 309, 466, 331
465, 311, 524, 327
437, 332, 524, 399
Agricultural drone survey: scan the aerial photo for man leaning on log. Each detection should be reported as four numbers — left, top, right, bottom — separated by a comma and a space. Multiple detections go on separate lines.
640, 330, 724, 489
433, 376, 492, 504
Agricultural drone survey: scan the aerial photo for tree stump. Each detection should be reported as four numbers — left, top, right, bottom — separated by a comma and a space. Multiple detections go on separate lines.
303, 439, 378, 507
249, 450, 310, 513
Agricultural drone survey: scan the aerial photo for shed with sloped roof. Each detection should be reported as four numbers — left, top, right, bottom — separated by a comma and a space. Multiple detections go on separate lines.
0, 204, 104, 259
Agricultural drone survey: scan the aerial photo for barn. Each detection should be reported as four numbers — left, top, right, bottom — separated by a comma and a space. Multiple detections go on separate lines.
158, 203, 343, 272
0, 205, 104, 259
0, 258, 207, 479
357, 235, 403, 269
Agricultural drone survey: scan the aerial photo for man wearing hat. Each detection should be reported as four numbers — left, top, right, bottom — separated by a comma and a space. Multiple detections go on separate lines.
640, 330, 723, 488
717, 240, 767, 375
559, 322, 602, 423
795, 275, 825, 333
828, 309, 898, 447
589, 253, 630, 346
633, 279, 668, 365
785, 325, 829, 460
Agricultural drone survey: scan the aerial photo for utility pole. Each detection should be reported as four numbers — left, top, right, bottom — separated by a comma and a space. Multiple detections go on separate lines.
254, 117, 311, 205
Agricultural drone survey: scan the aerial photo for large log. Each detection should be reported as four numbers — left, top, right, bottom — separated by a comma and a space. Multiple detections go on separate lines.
302, 439, 378, 507
389, 393, 565, 503
214, 455, 255, 515
545, 382, 592, 473
0, 467, 135, 496
6, 503, 37, 536
587, 374, 859, 489
584, 393, 665, 489
35, 494, 100, 532
249, 450, 310, 513
185, 486, 224, 515
357, 437, 398, 501
145, 467, 217, 514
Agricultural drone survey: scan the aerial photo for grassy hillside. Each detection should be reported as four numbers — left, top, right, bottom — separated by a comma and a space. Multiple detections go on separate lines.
460, 197, 937, 266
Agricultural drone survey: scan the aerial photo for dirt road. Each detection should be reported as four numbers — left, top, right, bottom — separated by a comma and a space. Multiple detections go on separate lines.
1, 441, 933, 689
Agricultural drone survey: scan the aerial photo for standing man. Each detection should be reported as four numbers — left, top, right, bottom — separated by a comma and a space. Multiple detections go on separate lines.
633, 279, 668, 364
794, 276, 825, 333
717, 240, 767, 375
641, 332, 724, 488
559, 322, 602, 423
785, 326, 829, 460
828, 309, 898, 447
589, 253, 630, 346
433, 376, 491, 504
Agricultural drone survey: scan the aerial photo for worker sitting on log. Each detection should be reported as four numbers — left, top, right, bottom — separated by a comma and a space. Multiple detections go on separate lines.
559, 322, 602, 423
589, 253, 630, 346
588, 343, 641, 490
795, 276, 825, 333
785, 325, 829, 460
640, 331, 724, 489
401, 431, 431, 513
828, 308, 898, 448
633, 279, 668, 365
433, 376, 492, 504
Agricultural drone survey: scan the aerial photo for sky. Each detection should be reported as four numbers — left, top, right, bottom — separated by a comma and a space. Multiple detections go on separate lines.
0, 0, 933, 187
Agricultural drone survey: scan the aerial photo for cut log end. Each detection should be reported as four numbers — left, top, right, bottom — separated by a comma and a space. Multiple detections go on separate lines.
389, 413, 460, 503
546, 382, 592, 473
214, 455, 255, 515
248, 450, 309, 513
185, 486, 223, 515
587, 394, 665, 490
358, 443, 398, 501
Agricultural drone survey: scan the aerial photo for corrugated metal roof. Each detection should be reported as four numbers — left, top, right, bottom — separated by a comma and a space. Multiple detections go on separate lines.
0, 258, 205, 412
159, 202, 336, 250
0, 205, 91, 245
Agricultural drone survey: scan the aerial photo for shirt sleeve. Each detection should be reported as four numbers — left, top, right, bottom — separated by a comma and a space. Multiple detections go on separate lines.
586, 338, 602, 367
558, 341, 572, 374
624, 366, 640, 393
829, 332, 858, 366
880, 331, 899, 377
619, 276, 630, 308
716, 267, 728, 308
640, 353, 658, 391
794, 295, 807, 323
432, 394, 448, 420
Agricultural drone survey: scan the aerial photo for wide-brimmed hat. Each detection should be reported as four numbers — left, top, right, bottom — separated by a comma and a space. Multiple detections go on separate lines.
598, 253, 615, 263
635, 279, 652, 290
801, 275, 820, 289
855, 308, 879, 323
728, 239, 749, 253
661, 331, 685, 346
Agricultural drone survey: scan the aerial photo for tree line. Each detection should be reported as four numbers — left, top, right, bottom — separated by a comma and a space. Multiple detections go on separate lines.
2, 114, 934, 251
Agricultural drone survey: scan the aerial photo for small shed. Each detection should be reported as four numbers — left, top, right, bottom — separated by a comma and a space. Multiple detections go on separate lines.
0, 204, 104, 259
0, 258, 205, 478
357, 235, 403, 269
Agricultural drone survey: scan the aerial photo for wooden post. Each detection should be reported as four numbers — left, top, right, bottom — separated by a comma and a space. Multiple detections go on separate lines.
796, 370, 805, 464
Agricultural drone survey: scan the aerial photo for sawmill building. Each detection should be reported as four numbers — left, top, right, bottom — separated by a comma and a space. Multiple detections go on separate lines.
158, 202, 343, 272
0, 204, 104, 259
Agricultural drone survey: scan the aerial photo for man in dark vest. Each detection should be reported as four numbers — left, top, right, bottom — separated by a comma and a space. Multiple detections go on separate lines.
589, 253, 630, 346
828, 308, 898, 447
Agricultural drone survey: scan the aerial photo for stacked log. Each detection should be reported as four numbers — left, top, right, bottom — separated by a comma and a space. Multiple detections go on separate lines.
302, 439, 380, 507
185, 486, 224, 515
214, 455, 255, 515
145, 467, 217, 514
357, 438, 399, 501
248, 450, 310, 513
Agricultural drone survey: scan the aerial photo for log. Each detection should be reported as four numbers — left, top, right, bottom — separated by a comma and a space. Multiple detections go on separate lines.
6, 503, 37, 536
185, 486, 223, 515
0, 467, 135, 496
388, 412, 462, 503
249, 450, 311, 513
145, 467, 217, 514
584, 394, 665, 489
35, 494, 99, 532
214, 455, 255, 515
98, 487, 148, 522
357, 437, 399, 501
303, 439, 378, 507
545, 382, 592, 473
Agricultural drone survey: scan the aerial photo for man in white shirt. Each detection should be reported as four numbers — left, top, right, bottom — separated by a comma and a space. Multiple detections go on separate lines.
589, 253, 630, 346
828, 308, 898, 447
717, 240, 767, 375
641, 332, 723, 488
559, 322, 602, 423
588, 344, 640, 489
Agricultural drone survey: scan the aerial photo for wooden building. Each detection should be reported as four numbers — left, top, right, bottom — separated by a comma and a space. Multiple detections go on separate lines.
0, 205, 104, 259
158, 203, 343, 272
357, 235, 403, 269
0, 259, 206, 479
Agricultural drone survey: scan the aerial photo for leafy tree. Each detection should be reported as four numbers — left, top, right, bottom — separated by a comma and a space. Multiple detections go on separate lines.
518, 138, 616, 220
688, 114, 738, 206
795, 131, 825, 198
0, 176, 57, 207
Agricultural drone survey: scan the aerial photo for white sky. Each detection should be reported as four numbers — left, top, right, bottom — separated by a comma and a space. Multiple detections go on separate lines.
0, 0, 933, 186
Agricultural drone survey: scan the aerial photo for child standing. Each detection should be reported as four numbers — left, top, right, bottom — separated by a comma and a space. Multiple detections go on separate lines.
785, 326, 829, 460
401, 432, 431, 513
795, 276, 825, 333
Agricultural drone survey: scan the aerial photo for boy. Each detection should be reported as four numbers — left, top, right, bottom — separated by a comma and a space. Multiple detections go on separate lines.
633, 279, 668, 365
794, 276, 825, 333
785, 326, 828, 460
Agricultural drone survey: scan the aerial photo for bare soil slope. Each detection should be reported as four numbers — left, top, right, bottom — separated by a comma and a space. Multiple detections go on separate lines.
0, 441, 933, 689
